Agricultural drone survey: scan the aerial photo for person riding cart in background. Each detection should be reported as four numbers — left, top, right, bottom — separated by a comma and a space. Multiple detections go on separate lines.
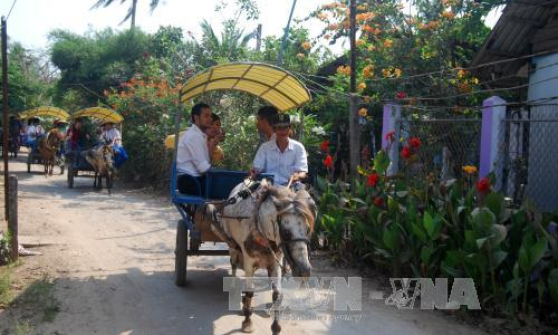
176, 103, 213, 196
26, 117, 45, 152
100, 121, 128, 168
53, 119, 69, 158
8, 115, 22, 146
250, 113, 308, 191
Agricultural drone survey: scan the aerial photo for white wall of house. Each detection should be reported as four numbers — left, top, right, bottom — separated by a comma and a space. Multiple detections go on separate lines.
525, 53, 558, 211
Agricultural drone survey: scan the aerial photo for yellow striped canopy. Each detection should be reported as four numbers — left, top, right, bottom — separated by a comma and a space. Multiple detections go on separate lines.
181, 62, 311, 112
72, 107, 124, 124
19, 106, 70, 121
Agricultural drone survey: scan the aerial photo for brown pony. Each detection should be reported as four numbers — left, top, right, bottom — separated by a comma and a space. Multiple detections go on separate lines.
85, 144, 116, 194
37, 130, 61, 176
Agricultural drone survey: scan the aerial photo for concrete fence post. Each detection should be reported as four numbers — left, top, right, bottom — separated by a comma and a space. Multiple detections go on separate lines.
479, 96, 506, 186
382, 103, 401, 175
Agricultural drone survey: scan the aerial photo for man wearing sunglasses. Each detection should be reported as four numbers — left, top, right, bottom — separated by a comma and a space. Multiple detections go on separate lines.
250, 113, 308, 189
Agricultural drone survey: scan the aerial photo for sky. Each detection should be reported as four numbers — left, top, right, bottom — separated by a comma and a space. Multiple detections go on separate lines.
0, 0, 332, 51
0, 0, 502, 54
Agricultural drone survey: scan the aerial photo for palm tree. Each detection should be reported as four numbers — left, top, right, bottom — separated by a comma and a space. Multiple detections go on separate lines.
189, 19, 258, 68
91, 0, 161, 29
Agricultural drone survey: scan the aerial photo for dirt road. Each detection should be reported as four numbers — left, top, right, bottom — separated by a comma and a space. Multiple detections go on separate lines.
0, 156, 487, 335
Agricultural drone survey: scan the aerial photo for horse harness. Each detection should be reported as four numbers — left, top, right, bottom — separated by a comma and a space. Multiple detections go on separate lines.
205, 182, 311, 273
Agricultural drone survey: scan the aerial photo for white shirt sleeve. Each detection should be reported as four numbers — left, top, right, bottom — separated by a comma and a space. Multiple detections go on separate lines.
179, 130, 211, 174
252, 143, 267, 172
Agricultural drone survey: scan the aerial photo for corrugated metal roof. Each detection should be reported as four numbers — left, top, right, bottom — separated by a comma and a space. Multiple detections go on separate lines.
472, 0, 558, 87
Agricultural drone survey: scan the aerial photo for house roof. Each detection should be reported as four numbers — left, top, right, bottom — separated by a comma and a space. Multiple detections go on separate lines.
471, 0, 558, 87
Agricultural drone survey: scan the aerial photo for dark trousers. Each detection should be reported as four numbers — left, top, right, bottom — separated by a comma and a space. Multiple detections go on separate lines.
177, 174, 206, 196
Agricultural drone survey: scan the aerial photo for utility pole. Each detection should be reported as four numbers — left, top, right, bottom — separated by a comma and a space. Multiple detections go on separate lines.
348, 0, 359, 189
256, 24, 262, 52
130, 0, 137, 29
277, 0, 297, 66
2, 17, 9, 220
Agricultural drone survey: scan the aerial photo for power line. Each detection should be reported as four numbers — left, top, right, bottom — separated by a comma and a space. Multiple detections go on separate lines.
6, 0, 18, 20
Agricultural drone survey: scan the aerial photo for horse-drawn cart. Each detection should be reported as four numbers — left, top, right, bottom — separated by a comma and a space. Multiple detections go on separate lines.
171, 62, 312, 284
19, 106, 70, 174
65, 107, 124, 192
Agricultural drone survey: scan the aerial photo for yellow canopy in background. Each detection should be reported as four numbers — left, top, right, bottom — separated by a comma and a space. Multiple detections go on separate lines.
19, 106, 70, 121
72, 107, 124, 124
180, 62, 311, 112
164, 131, 185, 149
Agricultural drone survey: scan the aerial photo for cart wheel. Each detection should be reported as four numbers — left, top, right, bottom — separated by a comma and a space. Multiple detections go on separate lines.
175, 219, 188, 287
67, 164, 74, 188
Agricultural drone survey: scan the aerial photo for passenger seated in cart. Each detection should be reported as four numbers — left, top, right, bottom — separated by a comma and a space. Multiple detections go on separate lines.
26, 117, 45, 152
176, 103, 213, 196
100, 121, 128, 168
255, 105, 278, 142
207, 113, 225, 165
53, 119, 69, 157
67, 118, 85, 151
250, 113, 308, 191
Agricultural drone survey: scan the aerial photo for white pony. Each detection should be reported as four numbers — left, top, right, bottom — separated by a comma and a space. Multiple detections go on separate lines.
210, 179, 316, 334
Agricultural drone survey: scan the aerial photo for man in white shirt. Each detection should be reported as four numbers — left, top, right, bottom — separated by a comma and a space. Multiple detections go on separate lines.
250, 113, 308, 188
176, 103, 213, 195
26, 117, 45, 152
101, 122, 122, 146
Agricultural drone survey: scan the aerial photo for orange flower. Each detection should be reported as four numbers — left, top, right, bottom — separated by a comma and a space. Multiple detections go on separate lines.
426, 21, 440, 29
457, 69, 467, 78
363, 65, 374, 78
302, 41, 312, 50
327, 23, 339, 30
441, 11, 455, 19
362, 24, 373, 33
383, 39, 393, 48
358, 108, 368, 117
393, 68, 403, 78
367, 45, 376, 51
382, 68, 391, 78
318, 12, 328, 20
358, 82, 366, 90
296, 53, 305, 60
356, 39, 366, 47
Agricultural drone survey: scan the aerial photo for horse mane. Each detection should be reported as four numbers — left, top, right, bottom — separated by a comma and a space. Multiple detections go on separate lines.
259, 185, 316, 232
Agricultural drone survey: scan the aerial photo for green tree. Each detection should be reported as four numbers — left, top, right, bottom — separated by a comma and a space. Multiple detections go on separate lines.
0, 43, 54, 113
49, 28, 150, 108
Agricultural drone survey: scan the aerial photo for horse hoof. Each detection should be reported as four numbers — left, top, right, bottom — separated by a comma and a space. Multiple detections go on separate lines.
241, 320, 254, 333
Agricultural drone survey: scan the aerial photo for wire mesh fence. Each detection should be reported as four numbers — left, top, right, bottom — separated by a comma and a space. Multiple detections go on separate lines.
395, 114, 482, 179
496, 106, 558, 211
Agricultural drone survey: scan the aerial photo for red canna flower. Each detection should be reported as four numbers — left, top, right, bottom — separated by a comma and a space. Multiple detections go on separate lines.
367, 173, 380, 187
408, 137, 421, 149
321, 141, 329, 151
324, 154, 333, 169
401, 146, 412, 159
374, 197, 384, 207
396, 91, 407, 99
385, 131, 395, 142
476, 177, 491, 194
